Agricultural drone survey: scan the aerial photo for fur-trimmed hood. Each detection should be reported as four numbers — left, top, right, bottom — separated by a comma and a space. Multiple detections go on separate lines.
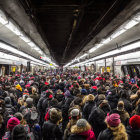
107, 123, 128, 140
71, 122, 91, 134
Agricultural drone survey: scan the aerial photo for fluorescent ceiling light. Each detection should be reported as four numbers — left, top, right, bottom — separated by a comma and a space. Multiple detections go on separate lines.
101, 38, 112, 44
0, 10, 8, 25
28, 42, 35, 47
71, 41, 140, 67
0, 42, 50, 66
89, 47, 96, 53
111, 29, 126, 39
20, 35, 30, 43
124, 20, 139, 29
5, 21, 21, 36
79, 53, 88, 59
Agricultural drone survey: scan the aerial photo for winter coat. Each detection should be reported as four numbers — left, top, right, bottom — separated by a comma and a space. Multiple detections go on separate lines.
120, 98, 132, 115
127, 126, 140, 140
112, 109, 130, 126
83, 101, 96, 120
98, 123, 127, 140
88, 107, 106, 138
62, 96, 74, 131
42, 120, 63, 140
64, 119, 78, 140
30, 93, 39, 107
106, 93, 119, 109
55, 94, 64, 102
68, 122, 96, 140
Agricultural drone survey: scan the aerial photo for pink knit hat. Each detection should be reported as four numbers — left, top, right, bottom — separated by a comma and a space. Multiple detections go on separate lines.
106, 113, 121, 127
7, 117, 20, 131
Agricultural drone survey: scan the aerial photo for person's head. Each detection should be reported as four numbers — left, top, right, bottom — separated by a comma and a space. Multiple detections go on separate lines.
106, 113, 121, 127
129, 115, 140, 129
50, 108, 62, 124
4, 97, 11, 105
117, 101, 125, 111
7, 117, 20, 131
12, 124, 28, 140
26, 97, 33, 107
71, 119, 91, 133
87, 94, 95, 102
70, 108, 81, 120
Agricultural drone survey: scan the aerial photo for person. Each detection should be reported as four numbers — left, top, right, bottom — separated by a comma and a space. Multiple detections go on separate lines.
112, 101, 130, 126
83, 94, 96, 120
11, 124, 28, 140
64, 108, 81, 140
2, 117, 20, 140
98, 113, 128, 140
127, 115, 140, 140
68, 119, 96, 140
42, 108, 63, 140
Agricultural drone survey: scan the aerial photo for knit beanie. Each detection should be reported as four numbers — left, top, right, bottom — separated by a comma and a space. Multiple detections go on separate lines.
106, 113, 121, 127
81, 89, 87, 95
26, 97, 33, 106
70, 109, 80, 117
129, 115, 140, 129
7, 117, 20, 131
76, 119, 87, 128
64, 90, 71, 97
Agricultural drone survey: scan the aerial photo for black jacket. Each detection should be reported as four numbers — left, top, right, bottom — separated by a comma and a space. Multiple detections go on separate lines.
97, 128, 113, 140
88, 107, 106, 138
42, 120, 63, 140
106, 93, 119, 109
127, 126, 140, 140
68, 134, 86, 140
83, 101, 96, 120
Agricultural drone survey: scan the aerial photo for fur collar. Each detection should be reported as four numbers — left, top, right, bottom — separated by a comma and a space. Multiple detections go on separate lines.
71, 123, 91, 134
107, 123, 128, 140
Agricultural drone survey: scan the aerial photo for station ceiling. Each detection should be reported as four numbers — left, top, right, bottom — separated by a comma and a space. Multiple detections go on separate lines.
0, 0, 136, 65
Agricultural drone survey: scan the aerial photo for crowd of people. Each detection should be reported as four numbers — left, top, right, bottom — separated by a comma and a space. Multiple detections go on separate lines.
0, 69, 140, 140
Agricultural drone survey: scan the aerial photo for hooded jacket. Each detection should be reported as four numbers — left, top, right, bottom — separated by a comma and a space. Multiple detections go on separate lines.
68, 122, 96, 140
98, 123, 127, 140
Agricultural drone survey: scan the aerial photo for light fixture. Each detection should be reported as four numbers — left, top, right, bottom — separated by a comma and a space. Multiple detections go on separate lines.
110, 28, 126, 39
19, 34, 31, 43
5, 21, 21, 36
101, 37, 112, 44
71, 40, 140, 67
89, 47, 96, 53
28, 42, 36, 47
123, 20, 139, 29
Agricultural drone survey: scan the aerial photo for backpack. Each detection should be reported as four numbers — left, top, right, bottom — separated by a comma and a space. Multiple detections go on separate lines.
23, 107, 38, 126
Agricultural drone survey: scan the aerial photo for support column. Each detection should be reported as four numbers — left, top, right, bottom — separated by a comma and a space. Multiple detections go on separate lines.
105, 59, 107, 72
112, 57, 115, 75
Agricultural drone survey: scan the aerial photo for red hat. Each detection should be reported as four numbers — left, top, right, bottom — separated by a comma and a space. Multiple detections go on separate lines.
49, 94, 53, 99
129, 115, 140, 129
106, 113, 121, 127
92, 86, 97, 90
7, 117, 20, 131
45, 82, 49, 85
